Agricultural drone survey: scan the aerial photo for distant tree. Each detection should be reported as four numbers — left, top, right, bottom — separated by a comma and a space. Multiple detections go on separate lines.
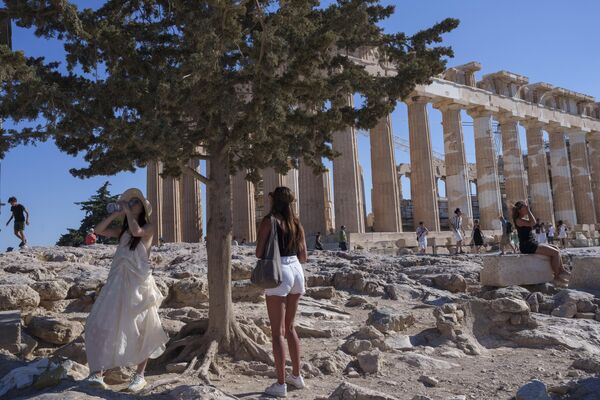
56, 181, 119, 247
0, 1, 458, 381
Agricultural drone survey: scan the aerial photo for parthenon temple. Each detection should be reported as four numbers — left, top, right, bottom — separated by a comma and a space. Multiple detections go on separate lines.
147, 58, 600, 248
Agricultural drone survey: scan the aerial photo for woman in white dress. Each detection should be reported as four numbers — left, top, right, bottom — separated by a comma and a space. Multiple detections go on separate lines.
84, 188, 168, 392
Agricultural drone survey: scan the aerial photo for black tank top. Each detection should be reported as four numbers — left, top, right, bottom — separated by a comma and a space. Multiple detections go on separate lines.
516, 224, 538, 247
276, 223, 297, 257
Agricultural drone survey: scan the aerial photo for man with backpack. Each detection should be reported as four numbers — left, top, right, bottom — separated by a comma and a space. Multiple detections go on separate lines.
498, 215, 516, 255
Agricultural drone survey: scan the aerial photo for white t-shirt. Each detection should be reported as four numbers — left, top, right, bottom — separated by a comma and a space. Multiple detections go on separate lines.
558, 225, 567, 239
548, 226, 555, 237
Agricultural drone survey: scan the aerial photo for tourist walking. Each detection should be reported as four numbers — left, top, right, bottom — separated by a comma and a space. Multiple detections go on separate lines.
471, 219, 484, 253
416, 222, 429, 255
450, 208, 465, 254
538, 223, 548, 244
6, 197, 29, 248
547, 223, 555, 244
84, 188, 168, 392
557, 220, 569, 248
498, 215, 516, 255
256, 187, 307, 398
338, 225, 348, 251
512, 201, 570, 283
314, 231, 324, 250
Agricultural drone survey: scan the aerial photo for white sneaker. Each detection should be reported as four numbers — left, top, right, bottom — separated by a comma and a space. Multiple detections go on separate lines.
85, 374, 107, 389
286, 374, 306, 389
264, 382, 287, 398
126, 374, 147, 393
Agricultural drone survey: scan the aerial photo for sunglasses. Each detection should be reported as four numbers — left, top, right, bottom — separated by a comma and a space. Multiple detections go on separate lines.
128, 198, 141, 208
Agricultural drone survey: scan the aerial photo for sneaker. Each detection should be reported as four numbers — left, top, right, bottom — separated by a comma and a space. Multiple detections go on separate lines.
286, 374, 306, 389
126, 374, 146, 393
18, 241, 24, 248
85, 374, 107, 389
264, 382, 287, 398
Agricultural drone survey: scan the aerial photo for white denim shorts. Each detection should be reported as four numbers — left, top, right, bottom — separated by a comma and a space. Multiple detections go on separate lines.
264, 256, 306, 297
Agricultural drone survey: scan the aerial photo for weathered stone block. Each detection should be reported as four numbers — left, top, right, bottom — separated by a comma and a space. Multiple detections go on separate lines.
0, 310, 21, 354
480, 255, 553, 287
570, 256, 600, 290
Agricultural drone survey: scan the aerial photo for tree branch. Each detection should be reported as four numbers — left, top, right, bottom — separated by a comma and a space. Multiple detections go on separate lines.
182, 163, 211, 185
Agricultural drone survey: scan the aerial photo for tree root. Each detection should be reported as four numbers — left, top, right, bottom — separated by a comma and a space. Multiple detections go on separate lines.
159, 318, 274, 384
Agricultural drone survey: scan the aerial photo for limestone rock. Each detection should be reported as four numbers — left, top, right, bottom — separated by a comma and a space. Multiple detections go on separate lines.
231, 261, 253, 281
551, 303, 577, 318
231, 280, 263, 303
0, 284, 40, 310
491, 298, 530, 313
346, 296, 368, 307
26, 316, 84, 345
103, 366, 135, 384
328, 382, 399, 400
54, 340, 86, 364
166, 362, 188, 373
306, 286, 337, 300
418, 375, 439, 387
357, 350, 382, 374
30, 392, 106, 400
0, 310, 22, 354
354, 325, 385, 341
571, 256, 600, 290
384, 284, 422, 301
515, 379, 550, 400
168, 276, 209, 307
432, 274, 467, 293
572, 356, 600, 373
399, 353, 459, 370
296, 322, 333, 339
310, 351, 353, 375
31, 281, 69, 301
168, 384, 239, 399
342, 339, 373, 356
366, 307, 415, 333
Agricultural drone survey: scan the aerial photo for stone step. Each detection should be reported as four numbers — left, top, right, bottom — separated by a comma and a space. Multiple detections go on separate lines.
570, 256, 600, 290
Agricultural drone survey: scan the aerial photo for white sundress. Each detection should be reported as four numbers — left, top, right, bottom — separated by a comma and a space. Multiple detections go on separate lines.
85, 232, 168, 373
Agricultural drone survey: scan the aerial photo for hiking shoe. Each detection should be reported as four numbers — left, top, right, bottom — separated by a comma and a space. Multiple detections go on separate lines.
85, 374, 107, 389
18, 241, 24, 248
126, 374, 146, 393
264, 382, 287, 398
286, 374, 306, 389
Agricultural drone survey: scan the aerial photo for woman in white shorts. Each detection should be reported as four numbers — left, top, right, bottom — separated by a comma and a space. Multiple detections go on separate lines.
256, 187, 308, 398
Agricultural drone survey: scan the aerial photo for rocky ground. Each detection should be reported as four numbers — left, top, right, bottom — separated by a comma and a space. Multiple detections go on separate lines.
1, 243, 600, 399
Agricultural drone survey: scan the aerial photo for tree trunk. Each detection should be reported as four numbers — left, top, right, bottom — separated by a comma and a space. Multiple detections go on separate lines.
206, 149, 234, 346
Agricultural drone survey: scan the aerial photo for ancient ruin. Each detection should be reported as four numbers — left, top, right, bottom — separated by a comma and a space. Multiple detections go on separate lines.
148, 58, 600, 249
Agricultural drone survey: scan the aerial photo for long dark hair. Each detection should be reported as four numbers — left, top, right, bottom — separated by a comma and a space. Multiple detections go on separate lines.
119, 208, 147, 251
269, 186, 304, 253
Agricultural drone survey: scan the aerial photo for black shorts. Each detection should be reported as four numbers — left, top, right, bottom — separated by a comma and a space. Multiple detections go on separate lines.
14, 221, 25, 232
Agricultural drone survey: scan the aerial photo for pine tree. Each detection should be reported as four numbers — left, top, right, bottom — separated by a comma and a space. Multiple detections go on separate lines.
56, 181, 120, 246
0, 1, 458, 380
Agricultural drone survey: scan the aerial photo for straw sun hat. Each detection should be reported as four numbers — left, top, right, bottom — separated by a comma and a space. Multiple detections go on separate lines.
118, 188, 153, 222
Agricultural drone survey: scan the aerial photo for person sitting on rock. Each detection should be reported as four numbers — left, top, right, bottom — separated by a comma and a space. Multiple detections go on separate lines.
84, 188, 168, 393
256, 186, 308, 398
512, 201, 570, 283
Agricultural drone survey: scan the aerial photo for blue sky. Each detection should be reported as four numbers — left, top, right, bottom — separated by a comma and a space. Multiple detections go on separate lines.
1, 0, 599, 245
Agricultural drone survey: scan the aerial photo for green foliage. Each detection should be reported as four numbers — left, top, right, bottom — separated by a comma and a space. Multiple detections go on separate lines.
56, 181, 120, 247
0, 1, 458, 182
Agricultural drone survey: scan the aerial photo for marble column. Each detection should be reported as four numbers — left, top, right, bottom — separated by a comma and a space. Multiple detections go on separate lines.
406, 96, 440, 231
436, 102, 473, 228
179, 159, 202, 242
497, 115, 528, 208
523, 121, 554, 225
232, 170, 257, 242
161, 175, 182, 242
548, 129, 577, 226
588, 133, 600, 222
298, 161, 334, 236
369, 114, 403, 232
332, 96, 365, 233
468, 108, 503, 230
568, 130, 596, 224
146, 161, 163, 245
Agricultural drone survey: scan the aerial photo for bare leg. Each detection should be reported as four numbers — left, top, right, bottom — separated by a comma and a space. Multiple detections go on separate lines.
284, 294, 302, 377
136, 359, 148, 376
535, 244, 561, 277
266, 295, 287, 385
